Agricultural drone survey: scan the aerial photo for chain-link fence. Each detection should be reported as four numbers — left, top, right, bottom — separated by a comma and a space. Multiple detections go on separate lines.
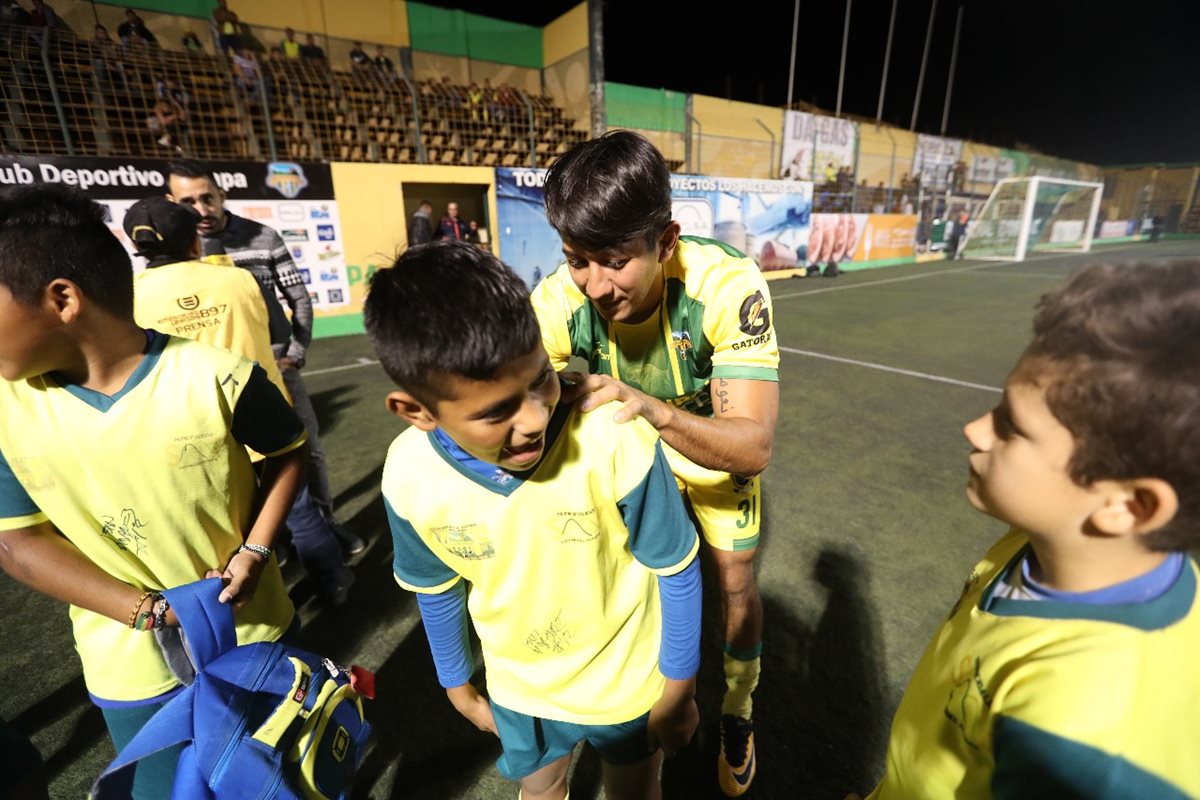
1, 24, 587, 167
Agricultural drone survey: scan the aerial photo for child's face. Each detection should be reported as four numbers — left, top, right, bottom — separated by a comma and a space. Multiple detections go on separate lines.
0, 284, 59, 381
562, 224, 678, 324
963, 371, 1102, 538
424, 345, 561, 472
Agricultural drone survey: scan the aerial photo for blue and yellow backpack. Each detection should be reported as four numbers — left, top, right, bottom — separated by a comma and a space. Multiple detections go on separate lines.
93, 578, 373, 799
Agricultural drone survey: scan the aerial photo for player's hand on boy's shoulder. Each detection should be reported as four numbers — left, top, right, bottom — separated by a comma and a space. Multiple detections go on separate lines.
561, 371, 671, 429
647, 678, 699, 757
446, 682, 498, 736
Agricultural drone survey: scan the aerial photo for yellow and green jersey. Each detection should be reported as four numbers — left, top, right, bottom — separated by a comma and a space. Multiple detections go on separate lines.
869, 531, 1200, 799
382, 404, 699, 725
0, 334, 303, 701
531, 237, 779, 418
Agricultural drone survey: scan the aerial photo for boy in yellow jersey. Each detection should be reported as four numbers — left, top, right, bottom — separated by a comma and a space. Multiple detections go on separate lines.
532, 130, 779, 796
365, 241, 702, 800
0, 185, 304, 799
856, 262, 1200, 799
123, 196, 353, 606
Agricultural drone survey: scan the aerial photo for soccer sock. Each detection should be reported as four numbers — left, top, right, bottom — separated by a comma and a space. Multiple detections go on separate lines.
721, 643, 762, 720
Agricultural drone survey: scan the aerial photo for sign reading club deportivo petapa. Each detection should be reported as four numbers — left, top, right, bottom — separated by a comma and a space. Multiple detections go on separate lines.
0, 154, 349, 312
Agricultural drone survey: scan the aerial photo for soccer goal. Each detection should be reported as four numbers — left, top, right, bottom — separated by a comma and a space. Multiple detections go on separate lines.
960, 177, 1103, 261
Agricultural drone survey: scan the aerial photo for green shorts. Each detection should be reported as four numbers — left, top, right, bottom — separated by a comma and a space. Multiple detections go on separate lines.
491, 703, 655, 780
662, 441, 761, 552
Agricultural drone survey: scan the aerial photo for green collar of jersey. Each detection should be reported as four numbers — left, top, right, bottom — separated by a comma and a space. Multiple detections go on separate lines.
980, 543, 1197, 631
427, 400, 573, 497
50, 329, 167, 413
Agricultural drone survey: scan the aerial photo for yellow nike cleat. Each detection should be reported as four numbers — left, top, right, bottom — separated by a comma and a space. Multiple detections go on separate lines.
718, 714, 756, 796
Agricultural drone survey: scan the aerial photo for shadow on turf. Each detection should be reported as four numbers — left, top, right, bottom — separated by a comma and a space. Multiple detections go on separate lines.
310, 385, 361, 436
651, 546, 888, 800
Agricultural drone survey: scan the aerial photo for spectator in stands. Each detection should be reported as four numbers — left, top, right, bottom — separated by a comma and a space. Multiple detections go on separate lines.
117, 8, 157, 48
181, 30, 203, 52
299, 32, 325, 61
232, 47, 260, 100
349, 41, 371, 73
90, 24, 126, 90
373, 44, 397, 82
438, 75, 463, 115
495, 82, 520, 116
0, 0, 32, 26
280, 27, 301, 59
824, 161, 836, 186
408, 200, 434, 246
481, 77, 501, 121
467, 81, 486, 121
28, 0, 64, 31
147, 93, 185, 149
436, 201, 469, 241
952, 159, 967, 193
211, 0, 240, 54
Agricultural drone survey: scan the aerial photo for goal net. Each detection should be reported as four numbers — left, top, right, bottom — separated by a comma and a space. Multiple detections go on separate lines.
961, 177, 1103, 261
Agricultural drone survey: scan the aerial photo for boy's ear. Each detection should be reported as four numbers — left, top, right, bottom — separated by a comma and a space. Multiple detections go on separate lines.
1089, 478, 1178, 537
44, 278, 83, 323
384, 389, 438, 431
657, 222, 682, 263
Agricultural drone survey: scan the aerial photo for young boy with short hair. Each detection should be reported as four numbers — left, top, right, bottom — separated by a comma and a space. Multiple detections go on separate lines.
0, 185, 304, 799
365, 240, 702, 800
862, 261, 1200, 798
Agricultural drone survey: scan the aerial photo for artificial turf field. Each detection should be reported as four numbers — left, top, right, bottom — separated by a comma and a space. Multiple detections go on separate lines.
4, 238, 1198, 799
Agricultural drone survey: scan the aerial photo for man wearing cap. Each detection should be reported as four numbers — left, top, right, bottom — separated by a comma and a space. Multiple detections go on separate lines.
124, 196, 354, 606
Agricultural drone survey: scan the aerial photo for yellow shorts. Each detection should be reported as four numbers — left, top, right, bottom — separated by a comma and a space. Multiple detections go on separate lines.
662, 441, 761, 552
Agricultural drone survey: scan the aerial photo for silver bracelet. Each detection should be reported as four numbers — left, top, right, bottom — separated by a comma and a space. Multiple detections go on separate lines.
238, 543, 272, 561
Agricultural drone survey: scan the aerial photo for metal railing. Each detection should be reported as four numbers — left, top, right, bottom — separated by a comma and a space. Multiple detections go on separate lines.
1, 25, 587, 167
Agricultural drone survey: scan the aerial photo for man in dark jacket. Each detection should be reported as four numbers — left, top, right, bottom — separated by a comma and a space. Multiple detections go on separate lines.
436, 201, 469, 241
407, 200, 433, 246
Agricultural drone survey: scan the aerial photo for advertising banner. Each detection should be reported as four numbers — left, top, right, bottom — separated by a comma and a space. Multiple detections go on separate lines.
1098, 219, 1136, 239
780, 111, 856, 183
969, 155, 1015, 185
807, 213, 918, 268
0, 155, 350, 314
496, 168, 815, 281
914, 134, 964, 192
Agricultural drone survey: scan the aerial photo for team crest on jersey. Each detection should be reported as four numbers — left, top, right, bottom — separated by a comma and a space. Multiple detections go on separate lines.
433, 523, 495, 560
264, 162, 309, 200
731, 474, 755, 495
671, 330, 693, 361
176, 294, 200, 311
738, 291, 770, 336
556, 509, 599, 543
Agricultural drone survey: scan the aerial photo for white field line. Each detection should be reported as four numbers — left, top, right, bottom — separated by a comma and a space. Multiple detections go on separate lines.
779, 346, 1002, 393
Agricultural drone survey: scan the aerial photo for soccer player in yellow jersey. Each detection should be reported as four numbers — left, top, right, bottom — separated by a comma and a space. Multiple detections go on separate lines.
856, 262, 1200, 798
367, 242, 702, 800
0, 186, 304, 799
532, 130, 779, 796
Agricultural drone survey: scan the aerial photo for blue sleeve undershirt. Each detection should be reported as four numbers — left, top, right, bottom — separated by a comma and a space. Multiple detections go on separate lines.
657, 557, 702, 679
415, 582, 473, 688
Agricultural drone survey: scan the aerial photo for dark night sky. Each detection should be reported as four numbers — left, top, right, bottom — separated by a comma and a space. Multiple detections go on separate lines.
422, 0, 1200, 166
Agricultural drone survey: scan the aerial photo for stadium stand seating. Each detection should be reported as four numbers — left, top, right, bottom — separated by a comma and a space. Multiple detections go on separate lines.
0, 23, 588, 168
